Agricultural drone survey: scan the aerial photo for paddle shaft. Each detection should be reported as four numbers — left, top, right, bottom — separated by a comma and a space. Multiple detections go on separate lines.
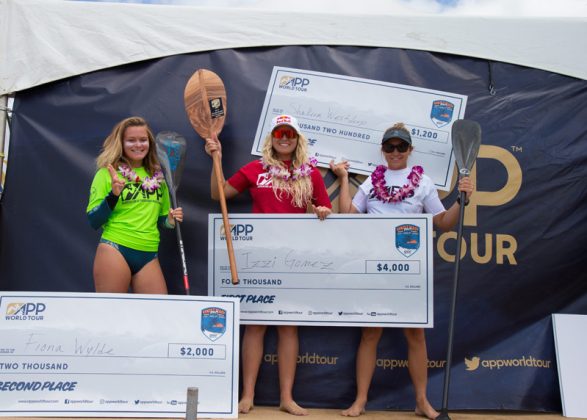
212, 151, 239, 284
168, 185, 190, 295
438, 181, 468, 418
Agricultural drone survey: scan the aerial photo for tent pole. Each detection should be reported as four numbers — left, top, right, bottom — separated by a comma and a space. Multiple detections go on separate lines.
0, 95, 8, 193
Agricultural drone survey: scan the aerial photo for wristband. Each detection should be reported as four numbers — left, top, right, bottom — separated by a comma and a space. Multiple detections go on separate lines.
106, 190, 120, 210
456, 196, 470, 206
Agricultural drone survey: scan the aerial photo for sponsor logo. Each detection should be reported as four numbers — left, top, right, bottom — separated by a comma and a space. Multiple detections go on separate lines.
465, 356, 480, 371
220, 223, 254, 241
265, 352, 339, 365
464, 355, 552, 371
279, 75, 310, 92
430, 99, 454, 127
377, 358, 446, 370
201, 307, 227, 341
5, 302, 46, 321
256, 172, 273, 188
395, 224, 420, 257
218, 223, 254, 242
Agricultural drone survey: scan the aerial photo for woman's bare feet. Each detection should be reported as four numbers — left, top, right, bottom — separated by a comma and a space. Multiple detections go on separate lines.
279, 399, 309, 416
341, 400, 366, 417
238, 398, 254, 414
414, 399, 439, 419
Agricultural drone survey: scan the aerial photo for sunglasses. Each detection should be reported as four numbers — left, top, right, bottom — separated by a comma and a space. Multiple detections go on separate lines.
382, 142, 410, 153
272, 128, 297, 139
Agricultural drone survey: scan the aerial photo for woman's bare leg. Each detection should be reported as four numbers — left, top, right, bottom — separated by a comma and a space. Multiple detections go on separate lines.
403, 328, 439, 419
277, 325, 308, 416
132, 258, 168, 294
239, 325, 267, 414
93, 243, 131, 293
342, 327, 383, 417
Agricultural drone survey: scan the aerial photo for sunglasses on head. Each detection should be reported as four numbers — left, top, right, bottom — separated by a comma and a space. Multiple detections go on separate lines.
382, 142, 410, 153
272, 127, 297, 139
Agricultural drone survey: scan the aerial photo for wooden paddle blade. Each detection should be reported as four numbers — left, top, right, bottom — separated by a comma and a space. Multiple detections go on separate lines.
452, 119, 482, 174
184, 69, 227, 139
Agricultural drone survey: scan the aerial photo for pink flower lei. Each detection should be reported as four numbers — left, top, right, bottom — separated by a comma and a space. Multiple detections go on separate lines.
261, 157, 318, 181
371, 165, 424, 203
119, 164, 163, 192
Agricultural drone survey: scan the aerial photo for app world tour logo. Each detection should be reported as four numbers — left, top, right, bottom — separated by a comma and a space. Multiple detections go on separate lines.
5, 302, 46, 320
279, 75, 310, 92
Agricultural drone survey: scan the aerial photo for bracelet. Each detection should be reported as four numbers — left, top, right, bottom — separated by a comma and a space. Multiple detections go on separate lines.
456, 196, 470, 206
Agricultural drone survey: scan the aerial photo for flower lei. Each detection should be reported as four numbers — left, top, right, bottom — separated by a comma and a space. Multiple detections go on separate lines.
119, 164, 163, 192
261, 157, 318, 181
371, 165, 424, 203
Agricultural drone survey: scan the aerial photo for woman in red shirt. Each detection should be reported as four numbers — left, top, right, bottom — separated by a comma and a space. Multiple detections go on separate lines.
205, 115, 332, 416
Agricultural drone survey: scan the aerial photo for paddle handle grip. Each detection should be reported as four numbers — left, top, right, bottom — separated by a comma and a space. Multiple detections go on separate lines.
212, 151, 239, 285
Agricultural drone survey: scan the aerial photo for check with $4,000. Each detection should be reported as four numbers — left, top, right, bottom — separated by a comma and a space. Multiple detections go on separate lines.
208, 213, 433, 327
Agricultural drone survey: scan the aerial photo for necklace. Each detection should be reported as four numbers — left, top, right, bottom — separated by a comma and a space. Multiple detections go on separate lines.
261, 157, 318, 181
371, 165, 423, 203
118, 164, 163, 192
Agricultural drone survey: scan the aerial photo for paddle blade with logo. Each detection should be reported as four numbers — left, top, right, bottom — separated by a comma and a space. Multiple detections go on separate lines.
184, 69, 227, 139
451, 119, 482, 176
155, 131, 187, 195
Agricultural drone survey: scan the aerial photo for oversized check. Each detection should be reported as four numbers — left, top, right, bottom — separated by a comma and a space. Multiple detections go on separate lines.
0, 293, 239, 418
251, 67, 468, 190
208, 214, 433, 327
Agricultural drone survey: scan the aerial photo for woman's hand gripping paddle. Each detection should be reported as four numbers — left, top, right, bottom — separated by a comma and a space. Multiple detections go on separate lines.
437, 119, 482, 420
184, 69, 239, 285
155, 131, 190, 295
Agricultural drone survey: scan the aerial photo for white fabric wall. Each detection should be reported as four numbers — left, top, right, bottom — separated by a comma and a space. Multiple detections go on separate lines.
1, 0, 586, 95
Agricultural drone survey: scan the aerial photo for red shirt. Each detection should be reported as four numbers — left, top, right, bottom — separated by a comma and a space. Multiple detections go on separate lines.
227, 160, 332, 214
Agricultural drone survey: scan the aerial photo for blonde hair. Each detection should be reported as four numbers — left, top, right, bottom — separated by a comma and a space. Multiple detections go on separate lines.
390, 122, 407, 132
96, 116, 160, 175
261, 130, 314, 208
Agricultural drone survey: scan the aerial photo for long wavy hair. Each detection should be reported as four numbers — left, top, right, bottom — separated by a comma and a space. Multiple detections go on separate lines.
96, 116, 160, 175
260, 130, 314, 208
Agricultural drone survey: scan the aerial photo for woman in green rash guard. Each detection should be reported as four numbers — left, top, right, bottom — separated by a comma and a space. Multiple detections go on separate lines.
87, 116, 183, 293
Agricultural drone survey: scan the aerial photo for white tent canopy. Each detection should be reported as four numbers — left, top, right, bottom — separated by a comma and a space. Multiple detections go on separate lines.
1, 0, 586, 95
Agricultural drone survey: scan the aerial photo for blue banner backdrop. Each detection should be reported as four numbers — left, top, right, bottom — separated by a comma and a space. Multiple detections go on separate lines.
1, 46, 586, 412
